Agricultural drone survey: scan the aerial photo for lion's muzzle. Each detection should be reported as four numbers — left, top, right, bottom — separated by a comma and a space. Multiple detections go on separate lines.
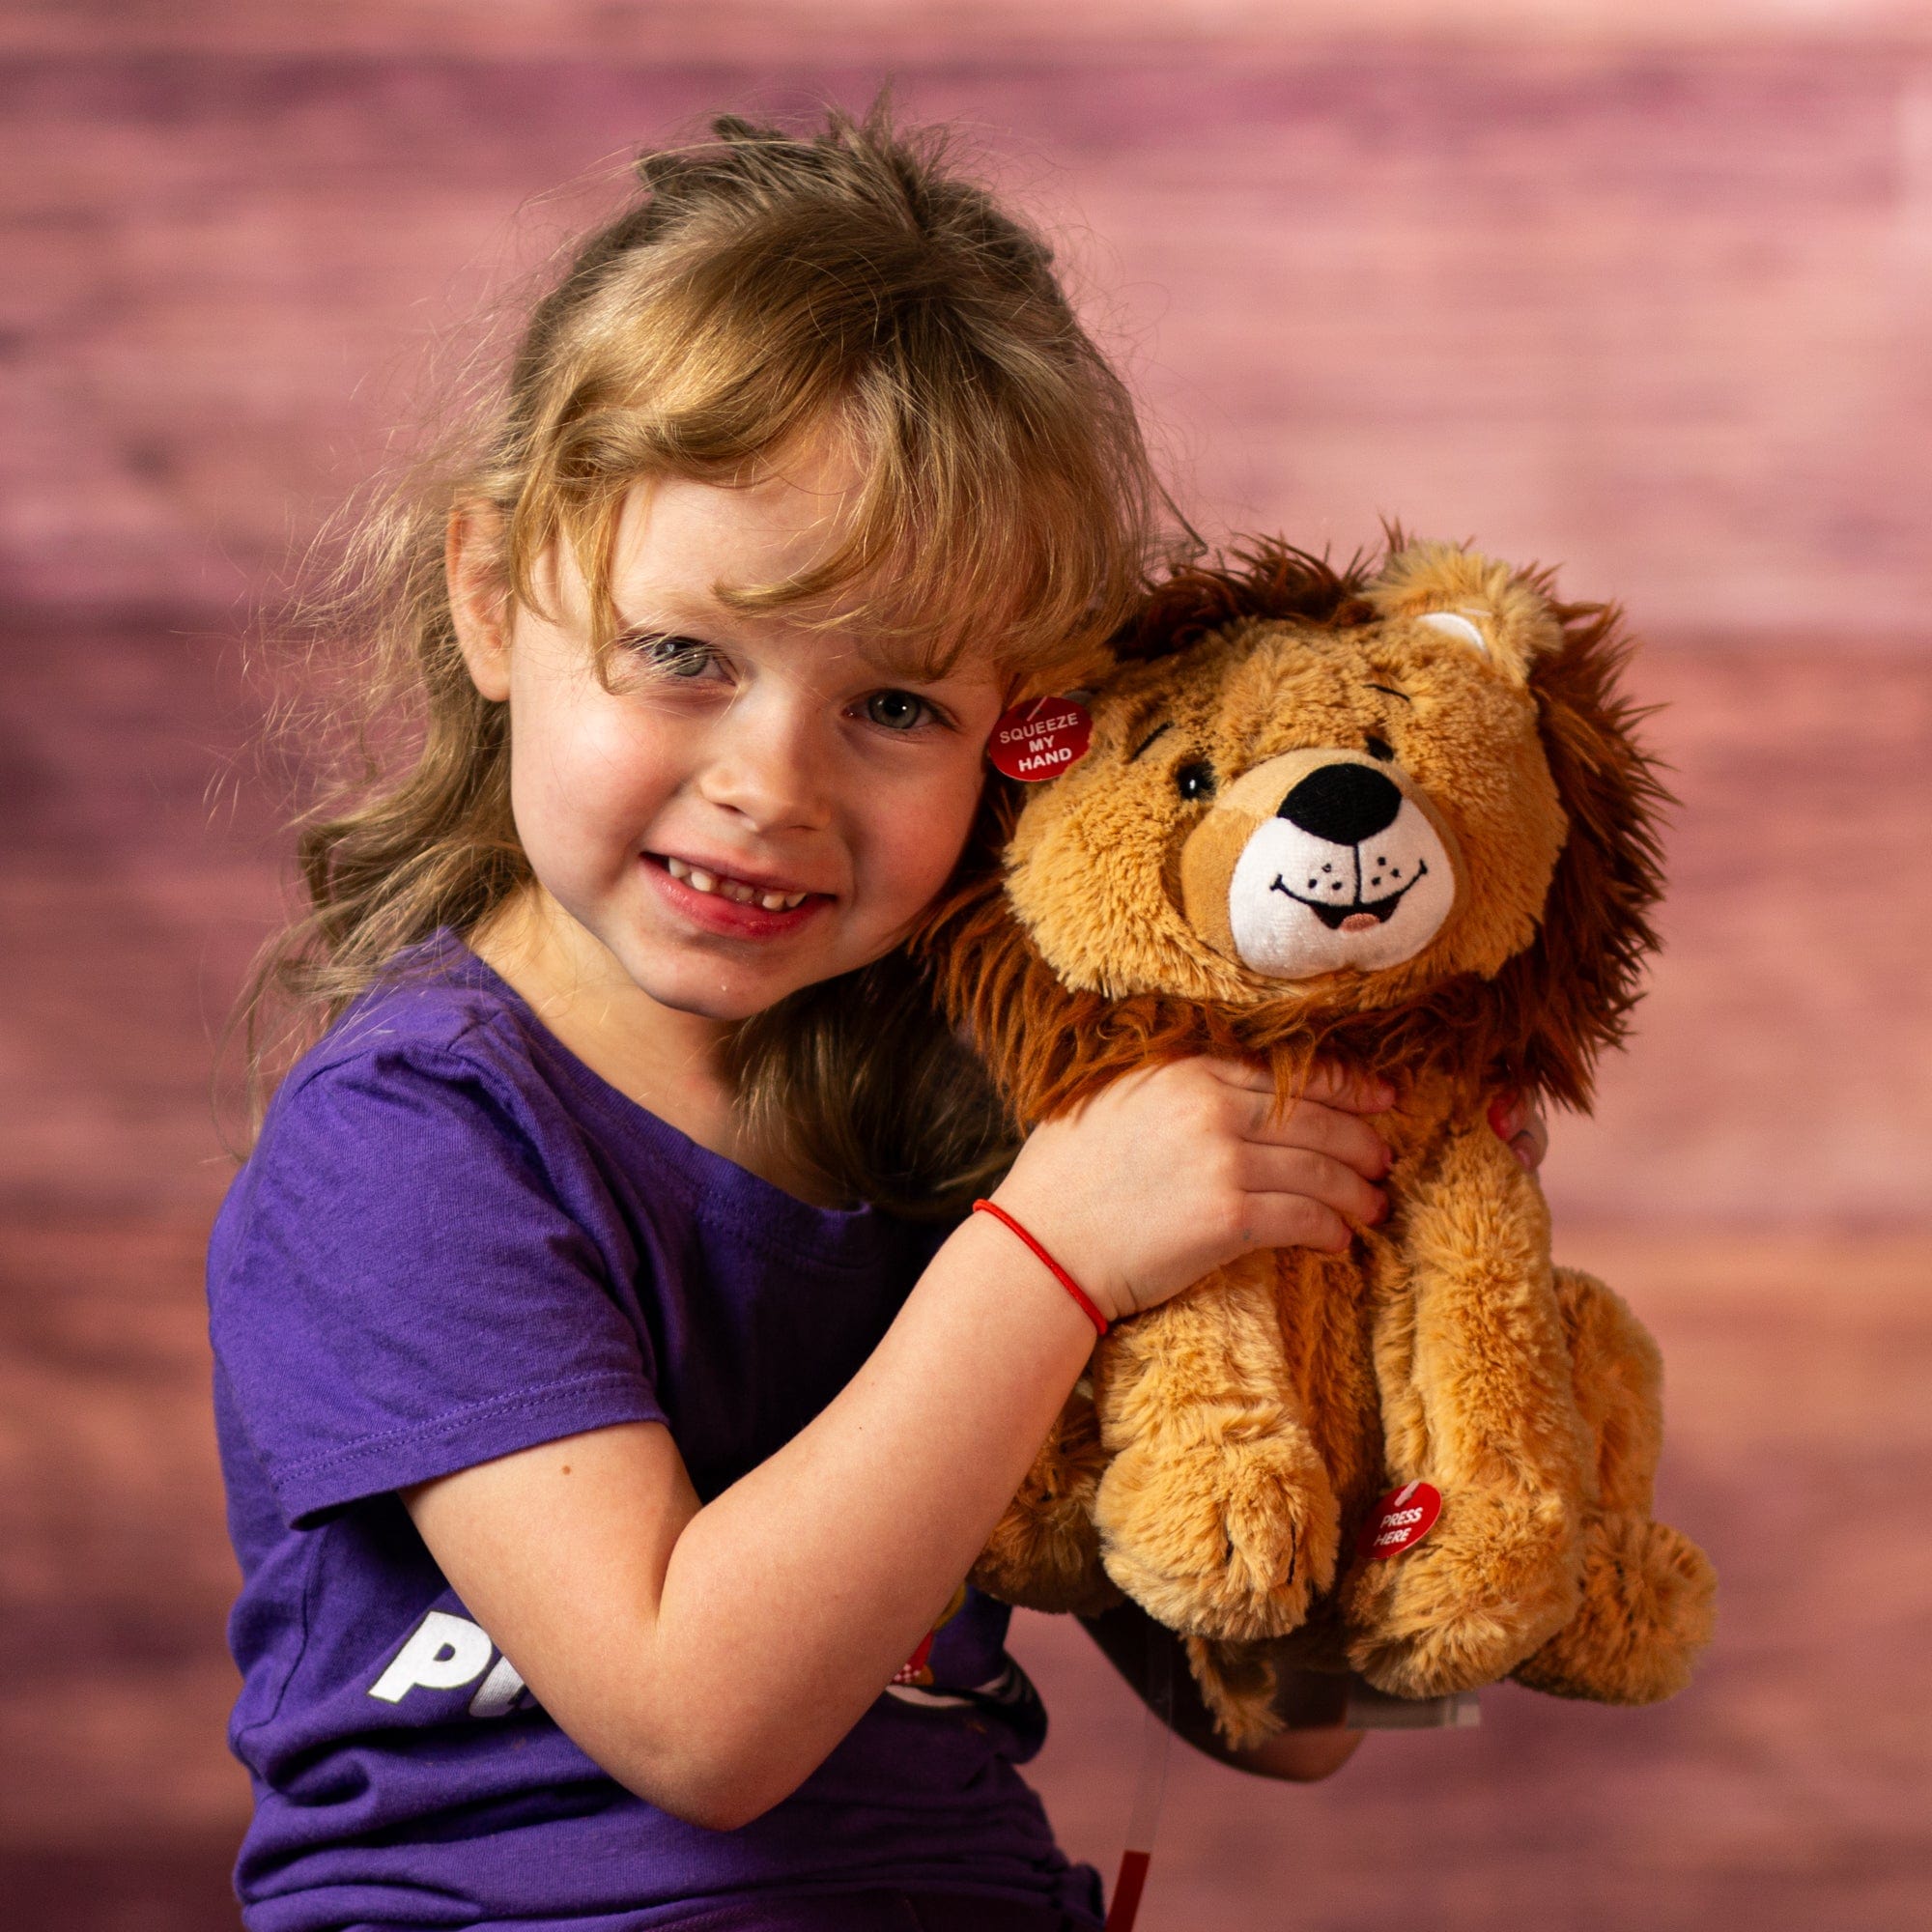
1179, 750, 1459, 980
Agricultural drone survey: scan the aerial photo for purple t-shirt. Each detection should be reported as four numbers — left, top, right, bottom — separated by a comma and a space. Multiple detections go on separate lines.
208, 937, 1102, 1930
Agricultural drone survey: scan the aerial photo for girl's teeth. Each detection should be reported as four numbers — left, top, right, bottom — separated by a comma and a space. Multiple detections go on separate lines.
663, 856, 808, 911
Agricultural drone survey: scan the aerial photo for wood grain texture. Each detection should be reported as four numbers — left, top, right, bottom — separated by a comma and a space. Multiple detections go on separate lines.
3, 8, 1927, 1925
8, 1, 1932, 57
3, 26, 1928, 632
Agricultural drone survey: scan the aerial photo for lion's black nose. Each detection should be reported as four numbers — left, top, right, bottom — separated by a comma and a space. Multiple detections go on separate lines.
1278, 763, 1403, 844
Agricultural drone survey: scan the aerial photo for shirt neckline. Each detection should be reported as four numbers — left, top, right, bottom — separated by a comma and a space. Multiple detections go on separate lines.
431, 930, 892, 1256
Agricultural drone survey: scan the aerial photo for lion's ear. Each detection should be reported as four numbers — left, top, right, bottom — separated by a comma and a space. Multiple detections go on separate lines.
1363, 540, 1561, 682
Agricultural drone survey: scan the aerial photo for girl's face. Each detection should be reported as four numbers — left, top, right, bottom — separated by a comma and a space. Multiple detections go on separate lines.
455, 442, 1008, 1027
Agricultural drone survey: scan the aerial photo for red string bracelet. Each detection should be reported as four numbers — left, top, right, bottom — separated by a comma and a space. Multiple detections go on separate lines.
971, 1199, 1109, 1336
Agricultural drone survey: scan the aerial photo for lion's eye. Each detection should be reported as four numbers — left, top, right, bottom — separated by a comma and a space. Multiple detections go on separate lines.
1176, 760, 1217, 802
1364, 734, 1395, 762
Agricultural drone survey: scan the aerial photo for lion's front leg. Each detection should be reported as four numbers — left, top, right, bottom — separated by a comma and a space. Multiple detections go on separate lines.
1344, 1128, 1589, 1696
1091, 1253, 1339, 1645
972, 1377, 1122, 1616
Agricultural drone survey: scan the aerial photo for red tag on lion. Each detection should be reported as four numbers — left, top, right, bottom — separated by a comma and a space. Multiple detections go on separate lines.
1358, 1480, 1442, 1560
988, 696, 1092, 781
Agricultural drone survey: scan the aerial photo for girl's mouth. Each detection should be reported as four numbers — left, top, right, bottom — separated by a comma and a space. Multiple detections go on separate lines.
662, 853, 810, 911
643, 853, 829, 937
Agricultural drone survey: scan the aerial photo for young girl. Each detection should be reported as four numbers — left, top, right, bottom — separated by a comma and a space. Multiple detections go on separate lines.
212, 106, 1535, 1932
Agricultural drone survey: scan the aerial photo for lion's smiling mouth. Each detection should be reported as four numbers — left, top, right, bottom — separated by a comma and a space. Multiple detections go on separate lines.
1271, 861, 1431, 933
1218, 768, 1457, 978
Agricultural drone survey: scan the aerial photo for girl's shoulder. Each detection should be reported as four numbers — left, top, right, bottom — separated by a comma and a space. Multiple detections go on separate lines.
210, 932, 671, 1532
281, 929, 542, 1113
229, 930, 902, 1274
258, 929, 633, 1193
208, 934, 936, 1530
218, 932, 627, 1298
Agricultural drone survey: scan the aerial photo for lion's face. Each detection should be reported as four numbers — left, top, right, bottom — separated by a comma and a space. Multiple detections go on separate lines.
1005, 544, 1574, 1015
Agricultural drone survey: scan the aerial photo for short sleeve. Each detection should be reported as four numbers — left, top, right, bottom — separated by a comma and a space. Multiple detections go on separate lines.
210, 1042, 666, 1528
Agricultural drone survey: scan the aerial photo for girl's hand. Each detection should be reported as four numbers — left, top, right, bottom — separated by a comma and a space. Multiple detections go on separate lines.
1489, 1088, 1549, 1173
992, 1058, 1393, 1323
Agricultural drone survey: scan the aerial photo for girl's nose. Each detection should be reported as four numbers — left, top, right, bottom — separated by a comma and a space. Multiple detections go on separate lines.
694, 701, 833, 835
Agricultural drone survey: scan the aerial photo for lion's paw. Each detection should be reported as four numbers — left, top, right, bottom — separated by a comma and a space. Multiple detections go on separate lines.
1094, 1429, 1339, 1641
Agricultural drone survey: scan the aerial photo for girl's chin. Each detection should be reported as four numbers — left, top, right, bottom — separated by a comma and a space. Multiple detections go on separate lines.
613, 919, 851, 1020
627, 957, 826, 1024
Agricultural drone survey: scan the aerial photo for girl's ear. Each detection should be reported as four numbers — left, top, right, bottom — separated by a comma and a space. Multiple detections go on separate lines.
447, 503, 513, 702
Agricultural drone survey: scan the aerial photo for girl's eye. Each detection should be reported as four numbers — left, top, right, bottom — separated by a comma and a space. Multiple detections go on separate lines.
630, 634, 717, 678
1176, 760, 1217, 802
863, 689, 934, 731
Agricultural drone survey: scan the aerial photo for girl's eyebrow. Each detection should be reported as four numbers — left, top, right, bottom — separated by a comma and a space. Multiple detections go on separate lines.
610, 595, 716, 639
847, 636, 1000, 691
1127, 719, 1174, 762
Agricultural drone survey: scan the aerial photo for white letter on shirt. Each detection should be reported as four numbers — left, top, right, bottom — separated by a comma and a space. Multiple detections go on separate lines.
368, 1609, 494, 1703
468, 1652, 528, 1719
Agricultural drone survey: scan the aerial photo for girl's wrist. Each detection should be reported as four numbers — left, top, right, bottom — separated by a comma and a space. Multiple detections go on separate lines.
954, 1182, 1128, 1337
978, 1182, 1131, 1327
970, 1199, 1109, 1335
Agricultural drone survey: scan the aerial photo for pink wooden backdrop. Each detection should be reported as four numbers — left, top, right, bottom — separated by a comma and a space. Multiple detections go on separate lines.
2, 6, 1928, 1926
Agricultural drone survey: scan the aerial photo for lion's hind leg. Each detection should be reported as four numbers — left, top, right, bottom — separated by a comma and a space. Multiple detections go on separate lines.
1513, 1511, 1715, 1702
1513, 1268, 1715, 1702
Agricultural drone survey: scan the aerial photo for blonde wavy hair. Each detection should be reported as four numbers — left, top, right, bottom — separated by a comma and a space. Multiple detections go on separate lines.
238, 101, 1167, 1213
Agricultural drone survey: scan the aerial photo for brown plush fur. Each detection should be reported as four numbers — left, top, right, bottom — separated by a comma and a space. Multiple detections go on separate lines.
923, 538, 1715, 1745
930, 539, 1666, 1120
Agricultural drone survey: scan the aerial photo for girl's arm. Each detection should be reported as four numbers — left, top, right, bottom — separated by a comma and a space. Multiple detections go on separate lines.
404, 1057, 1391, 1830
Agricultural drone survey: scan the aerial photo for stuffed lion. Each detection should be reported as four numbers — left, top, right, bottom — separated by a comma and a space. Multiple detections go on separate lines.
928, 538, 1717, 1747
